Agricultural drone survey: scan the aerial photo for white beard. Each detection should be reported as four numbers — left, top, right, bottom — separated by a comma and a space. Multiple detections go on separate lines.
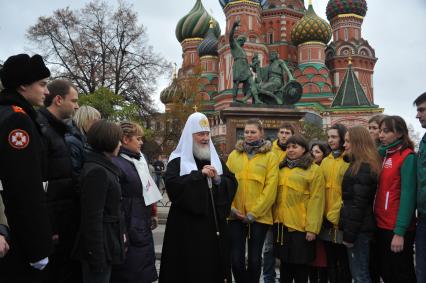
193, 142, 211, 161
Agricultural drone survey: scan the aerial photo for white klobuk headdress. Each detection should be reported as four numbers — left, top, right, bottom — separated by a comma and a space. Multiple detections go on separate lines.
169, 112, 223, 176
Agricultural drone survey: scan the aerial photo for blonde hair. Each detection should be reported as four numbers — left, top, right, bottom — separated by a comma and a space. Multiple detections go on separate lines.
119, 121, 144, 139
346, 126, 381, 176
73, 105, 101, 134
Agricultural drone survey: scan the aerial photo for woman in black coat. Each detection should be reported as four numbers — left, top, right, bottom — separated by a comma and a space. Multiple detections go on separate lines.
339, 126, 381, 283
72, 120, 125, 283
111, 121, 159, 283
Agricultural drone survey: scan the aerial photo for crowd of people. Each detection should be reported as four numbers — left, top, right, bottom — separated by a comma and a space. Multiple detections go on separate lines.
0, 52, 426, 283
0, 54, 161, 283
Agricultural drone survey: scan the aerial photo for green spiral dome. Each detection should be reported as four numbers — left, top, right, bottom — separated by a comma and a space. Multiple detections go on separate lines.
175, 0, 221, 43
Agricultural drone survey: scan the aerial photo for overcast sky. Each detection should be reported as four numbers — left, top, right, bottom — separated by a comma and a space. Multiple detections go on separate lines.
1, 0, 425, 134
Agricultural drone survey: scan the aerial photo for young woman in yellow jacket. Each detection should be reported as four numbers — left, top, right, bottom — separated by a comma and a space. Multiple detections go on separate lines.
226, 118, 279, 283
273, 135, 325, 283
319, 124, 351, 283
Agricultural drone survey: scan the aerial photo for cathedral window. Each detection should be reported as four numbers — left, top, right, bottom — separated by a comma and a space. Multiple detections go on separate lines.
268, 33, 274, 44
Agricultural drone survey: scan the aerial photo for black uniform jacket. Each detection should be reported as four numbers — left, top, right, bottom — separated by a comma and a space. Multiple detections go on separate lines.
159, 157, 237, 283
0, 90, 52, 265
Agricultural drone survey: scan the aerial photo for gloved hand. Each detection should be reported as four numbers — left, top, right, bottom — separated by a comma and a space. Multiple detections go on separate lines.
30, 257, 49, 270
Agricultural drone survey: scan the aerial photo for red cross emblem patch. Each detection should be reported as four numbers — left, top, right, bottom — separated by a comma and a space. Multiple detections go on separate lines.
8, 129, 30, 149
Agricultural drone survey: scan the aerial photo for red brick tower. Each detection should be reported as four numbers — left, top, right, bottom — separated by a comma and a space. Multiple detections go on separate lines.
325, 0, 377, 103
216, 0, 267, 103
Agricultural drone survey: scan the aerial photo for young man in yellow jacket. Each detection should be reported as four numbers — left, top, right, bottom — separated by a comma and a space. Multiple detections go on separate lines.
265, 122, 295, 283
319, 124, 351, 283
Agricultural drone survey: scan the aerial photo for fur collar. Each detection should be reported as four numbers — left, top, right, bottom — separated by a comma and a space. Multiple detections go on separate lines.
235, 139, 272, 154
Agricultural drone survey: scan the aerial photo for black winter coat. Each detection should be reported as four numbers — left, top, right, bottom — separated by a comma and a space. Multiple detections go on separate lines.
0, 90, 52, 281
72, 151, 126, 272
37, 108, 77, 236
110, 148, 158, 283
339, 162, 378, 243
159, 157, 238, 283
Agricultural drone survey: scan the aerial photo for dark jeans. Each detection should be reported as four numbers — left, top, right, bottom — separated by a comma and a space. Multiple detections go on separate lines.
377, 228, 416, 283
347, 233, 372, 283
81, 261, 111, 283
229, 220, 270, 283
263, 227, 276, 283
416, 217, 426, 283
324, 241, 351, 283
309, 267, 328, 283
280, 263, 309, 283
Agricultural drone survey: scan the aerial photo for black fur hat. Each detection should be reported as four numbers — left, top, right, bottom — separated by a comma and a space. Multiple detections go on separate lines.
0, 54, 50, 89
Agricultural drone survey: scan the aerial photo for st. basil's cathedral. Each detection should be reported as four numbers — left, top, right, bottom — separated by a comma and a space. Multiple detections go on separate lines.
160, 0, 383, 145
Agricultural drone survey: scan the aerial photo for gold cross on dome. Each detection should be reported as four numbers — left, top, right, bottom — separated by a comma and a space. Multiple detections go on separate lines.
193, 105, 198, 112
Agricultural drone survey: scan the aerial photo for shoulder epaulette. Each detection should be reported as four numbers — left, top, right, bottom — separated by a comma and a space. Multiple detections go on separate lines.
12, 105, 27, 114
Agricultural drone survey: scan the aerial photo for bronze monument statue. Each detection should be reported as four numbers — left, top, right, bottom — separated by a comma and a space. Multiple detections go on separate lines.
229, 20, 302, 105
229, 20, 258, 103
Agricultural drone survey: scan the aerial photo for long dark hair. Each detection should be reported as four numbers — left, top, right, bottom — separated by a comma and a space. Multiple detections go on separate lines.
328, 123, 347, 149
379, 115, 414, 150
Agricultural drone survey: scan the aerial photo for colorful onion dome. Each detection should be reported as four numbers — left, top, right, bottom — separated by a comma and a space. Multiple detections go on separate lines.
198, 20, 219, 57
291, 3, 332, 46
160, 78, 179, 104
326, 0, 367, 21
175, 0, 221, 43
160, 67, 183, 105
219, 0, 268, 9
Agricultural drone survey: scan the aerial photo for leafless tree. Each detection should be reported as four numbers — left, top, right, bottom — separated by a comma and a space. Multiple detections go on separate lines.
27, 0, 171, 119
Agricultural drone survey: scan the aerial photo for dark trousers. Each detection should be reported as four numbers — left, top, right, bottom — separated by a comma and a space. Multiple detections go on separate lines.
229, 220, 269, 283
377, 229, 416, 283
309, 266, 328, 283
416, 217, 426, 283
47, 237, 82, 283
280, 263, 309, 283
324, 241, 351, 283
369, 234, 382, 283
81, 261, 111, 283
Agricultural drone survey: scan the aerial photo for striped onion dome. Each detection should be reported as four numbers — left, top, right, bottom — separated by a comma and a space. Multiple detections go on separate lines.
175, 0, 221, 43
326, 0, 367, 21
197, 20, 219, 57
219, 0, 268, 9
291, 3, 332, 46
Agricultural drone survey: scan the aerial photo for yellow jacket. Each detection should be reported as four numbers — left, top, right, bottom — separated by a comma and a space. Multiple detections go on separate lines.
271, 140, 287, 162
319, 153, 349, 226
226, 140, 279, 225
273, 161, 325, 234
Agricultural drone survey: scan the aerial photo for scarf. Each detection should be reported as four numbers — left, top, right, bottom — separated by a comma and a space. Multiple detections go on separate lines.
120, 152, 162, 205
243, 139, 266, 154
